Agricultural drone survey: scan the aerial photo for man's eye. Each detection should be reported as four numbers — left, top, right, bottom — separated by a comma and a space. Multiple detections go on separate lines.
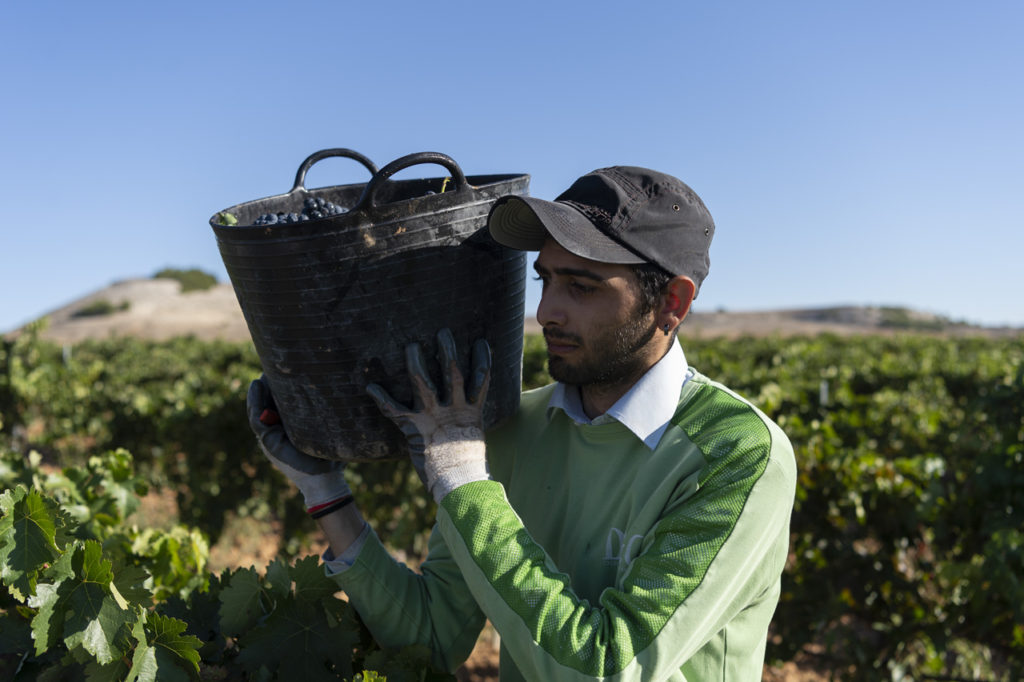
570, 281, 594, 294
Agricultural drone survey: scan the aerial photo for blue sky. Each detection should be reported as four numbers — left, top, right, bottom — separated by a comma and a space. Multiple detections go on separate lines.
2, 1, 1022, 331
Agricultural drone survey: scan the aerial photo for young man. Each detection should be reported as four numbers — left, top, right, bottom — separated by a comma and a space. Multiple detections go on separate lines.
248, 166, 797, 681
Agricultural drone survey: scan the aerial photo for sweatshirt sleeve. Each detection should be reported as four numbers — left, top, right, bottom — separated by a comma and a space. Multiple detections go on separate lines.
434, 422, 795, 681
328, 521, 487, 673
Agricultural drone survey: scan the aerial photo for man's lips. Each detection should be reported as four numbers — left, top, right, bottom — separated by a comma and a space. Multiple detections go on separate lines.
543, 332, 581, 355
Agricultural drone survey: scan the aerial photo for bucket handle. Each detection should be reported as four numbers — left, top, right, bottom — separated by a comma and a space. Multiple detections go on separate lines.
353, 151, 469, 210
290, 148, 379, 193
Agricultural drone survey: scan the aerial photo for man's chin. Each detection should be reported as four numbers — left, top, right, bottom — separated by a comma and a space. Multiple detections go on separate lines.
547, 356, 581, 386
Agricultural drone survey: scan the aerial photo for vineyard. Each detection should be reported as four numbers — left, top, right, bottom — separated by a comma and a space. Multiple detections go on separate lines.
1, 324, 1022, 680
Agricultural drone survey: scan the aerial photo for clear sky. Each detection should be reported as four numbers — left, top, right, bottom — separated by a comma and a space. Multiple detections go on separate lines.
2, 1, 1022, 332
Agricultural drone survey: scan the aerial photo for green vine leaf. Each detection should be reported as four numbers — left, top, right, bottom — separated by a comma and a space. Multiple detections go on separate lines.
0, 486, 61, 601
161, 572, 227, 661
218, 567, 267, 636
291, 554, 342, 605
112, 563, 153, 608
264, 556, 292, 602
84, 657, 131, 682
146, 612, 202, 677
0, 608, 34, 656
63, 541, 133, 665
124, 610, 201, 682
236, 598, 356, 681
28, 580, 64, 655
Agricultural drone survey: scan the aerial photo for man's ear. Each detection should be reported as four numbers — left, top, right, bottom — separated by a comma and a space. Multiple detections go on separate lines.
661, 276, 696, 330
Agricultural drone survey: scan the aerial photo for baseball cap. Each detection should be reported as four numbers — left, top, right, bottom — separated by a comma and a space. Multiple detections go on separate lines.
487, 166, 715, 296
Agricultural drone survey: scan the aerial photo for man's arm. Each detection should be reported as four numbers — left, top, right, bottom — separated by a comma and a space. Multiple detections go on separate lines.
435, 428, 794, 681
315, 501, 367, 556
247, 375, 486, 672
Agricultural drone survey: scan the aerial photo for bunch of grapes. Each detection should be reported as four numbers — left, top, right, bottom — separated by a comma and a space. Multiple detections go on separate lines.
253, 196, 348, 225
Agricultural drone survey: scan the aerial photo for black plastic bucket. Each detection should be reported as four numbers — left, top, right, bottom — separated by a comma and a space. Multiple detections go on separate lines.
210, 149, 530, 461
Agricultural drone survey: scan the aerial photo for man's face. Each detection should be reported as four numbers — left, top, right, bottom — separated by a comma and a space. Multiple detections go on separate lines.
533, 239, 661, 391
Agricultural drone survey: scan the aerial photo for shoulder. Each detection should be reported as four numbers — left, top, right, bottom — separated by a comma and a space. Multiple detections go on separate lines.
673, 371, 795, 483
519, 382, 557, 414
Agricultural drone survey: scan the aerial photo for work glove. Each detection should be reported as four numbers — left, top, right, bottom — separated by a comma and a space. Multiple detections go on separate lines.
247, 376, 353, 518
367, 328, 491, 504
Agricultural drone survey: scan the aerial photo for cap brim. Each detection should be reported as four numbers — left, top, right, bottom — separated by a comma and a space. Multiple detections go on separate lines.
488, 196, 645, 265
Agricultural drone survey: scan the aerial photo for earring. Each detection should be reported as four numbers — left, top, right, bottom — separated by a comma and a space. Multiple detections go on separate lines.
662, 323, 672, 336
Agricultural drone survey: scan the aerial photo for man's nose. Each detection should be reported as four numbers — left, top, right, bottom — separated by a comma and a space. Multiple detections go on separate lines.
536, 290, 566, 328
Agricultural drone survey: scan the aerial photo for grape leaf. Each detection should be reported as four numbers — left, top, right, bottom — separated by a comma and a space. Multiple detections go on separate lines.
127, 640, 160, 682
264, 557, 292, 601
42, 543, 76, 583
62, 541, 133, 664
236, 598, 356, 681
291, 554, 341, 604
28, 546, 80, 654
124, 612, 200, 682
161, 581, 226, 661
0, 486, 61, 601
125, 616, 160, 682
218, 567, 267, 635
0, 606, 34, 655
84, 657, 130, 682
145, 613, 202, 676
28, 581, 65, 655
112, 563, 152, 608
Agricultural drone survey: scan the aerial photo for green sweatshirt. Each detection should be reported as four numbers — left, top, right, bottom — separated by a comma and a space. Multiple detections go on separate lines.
332, 370, 796, 681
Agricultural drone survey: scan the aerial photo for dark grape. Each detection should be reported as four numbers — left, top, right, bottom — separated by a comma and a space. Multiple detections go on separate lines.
253, 196, 348, 225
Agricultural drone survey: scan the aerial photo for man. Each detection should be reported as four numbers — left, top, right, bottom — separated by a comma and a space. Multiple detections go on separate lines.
248, 166, 797, 681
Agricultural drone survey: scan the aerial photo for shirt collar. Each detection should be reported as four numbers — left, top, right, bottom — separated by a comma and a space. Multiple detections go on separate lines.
547, 341, 691, 450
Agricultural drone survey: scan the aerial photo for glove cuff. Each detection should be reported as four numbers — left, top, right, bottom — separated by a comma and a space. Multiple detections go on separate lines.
426, 426, 488, 503
308, 495, 355, 518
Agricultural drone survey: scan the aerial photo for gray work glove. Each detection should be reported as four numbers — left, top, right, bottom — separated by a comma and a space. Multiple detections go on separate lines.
247, 376, 352, 515
366, 328, 491, 504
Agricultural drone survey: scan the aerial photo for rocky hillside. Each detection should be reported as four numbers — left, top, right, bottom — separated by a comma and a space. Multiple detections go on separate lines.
9, 277, 1020, 344
13, 279, 251, 344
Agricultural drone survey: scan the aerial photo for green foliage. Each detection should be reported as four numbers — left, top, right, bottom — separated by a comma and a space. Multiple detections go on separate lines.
0, 446, 455, 680
2, 328, 1022, 679
214, 212, 238, 227
521, 333, 552, 390
0, 451, 204, 680
0, 332, 286, 546
153, 268, 218, 293
72, 299, 131, 318
683, 333, 1024, 680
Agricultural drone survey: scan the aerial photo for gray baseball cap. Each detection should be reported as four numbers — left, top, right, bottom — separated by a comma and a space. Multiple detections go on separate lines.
487, 166, 715, 296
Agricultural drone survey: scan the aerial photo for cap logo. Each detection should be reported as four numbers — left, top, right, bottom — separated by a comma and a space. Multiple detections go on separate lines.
561, 200, 613, 229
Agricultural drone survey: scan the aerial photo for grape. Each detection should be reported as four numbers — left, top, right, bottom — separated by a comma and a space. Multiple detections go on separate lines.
253, 196, 348, 225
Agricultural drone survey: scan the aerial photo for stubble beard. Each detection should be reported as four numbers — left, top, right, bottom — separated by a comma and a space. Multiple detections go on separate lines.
545, 309, 661, 393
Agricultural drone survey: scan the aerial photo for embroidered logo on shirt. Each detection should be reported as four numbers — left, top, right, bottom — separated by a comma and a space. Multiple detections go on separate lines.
605, 528, 644, 570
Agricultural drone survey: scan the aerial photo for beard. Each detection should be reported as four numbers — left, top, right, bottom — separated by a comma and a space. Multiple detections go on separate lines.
544, 307, 660, 391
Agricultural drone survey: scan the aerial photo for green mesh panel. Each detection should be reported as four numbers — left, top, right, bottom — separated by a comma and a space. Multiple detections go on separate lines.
444, 379, 774, 676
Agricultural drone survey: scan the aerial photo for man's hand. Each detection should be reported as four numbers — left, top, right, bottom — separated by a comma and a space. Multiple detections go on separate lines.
366, 328, 491, 503
247, 376, 352, 516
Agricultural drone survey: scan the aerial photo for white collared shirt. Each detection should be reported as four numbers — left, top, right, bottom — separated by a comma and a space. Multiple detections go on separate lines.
546, 340, 693, 450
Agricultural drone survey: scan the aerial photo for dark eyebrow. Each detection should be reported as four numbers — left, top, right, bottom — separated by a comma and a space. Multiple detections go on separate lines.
532, 261, 607, 282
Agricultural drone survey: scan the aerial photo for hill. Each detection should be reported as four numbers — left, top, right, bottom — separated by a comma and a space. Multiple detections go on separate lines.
8, 277, 1020, 344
